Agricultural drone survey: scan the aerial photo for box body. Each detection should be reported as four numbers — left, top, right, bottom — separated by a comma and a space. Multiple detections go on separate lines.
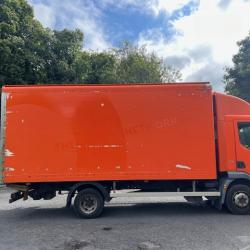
1, 84, 217, 183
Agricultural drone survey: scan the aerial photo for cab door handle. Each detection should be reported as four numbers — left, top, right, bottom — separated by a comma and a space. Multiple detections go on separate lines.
237, 161, 246, 169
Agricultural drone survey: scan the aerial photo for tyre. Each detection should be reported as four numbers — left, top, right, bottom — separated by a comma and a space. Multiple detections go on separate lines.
225, 184, 250, 215
73, 188, 104, 219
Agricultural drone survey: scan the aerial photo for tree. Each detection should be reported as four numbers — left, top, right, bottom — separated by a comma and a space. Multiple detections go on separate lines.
0, 0, 181, 86
83, 52, 117, 84
46, 29, 84, 83
224, 33, 250, 102
0, 0, 85, 85
0, 0, 51, 84
114, 43, 181, 83
80, 43, 181, 84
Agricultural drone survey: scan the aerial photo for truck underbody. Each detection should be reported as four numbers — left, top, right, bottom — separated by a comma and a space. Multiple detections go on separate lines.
6, 171, 250, 218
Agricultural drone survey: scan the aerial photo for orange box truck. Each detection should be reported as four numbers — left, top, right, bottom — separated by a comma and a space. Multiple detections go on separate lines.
1, 83, 250, 218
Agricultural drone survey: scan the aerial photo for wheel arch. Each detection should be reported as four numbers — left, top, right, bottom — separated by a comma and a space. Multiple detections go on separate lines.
227, 178, 250, 189
219, 172, 250, 206
66, 182, 110, 208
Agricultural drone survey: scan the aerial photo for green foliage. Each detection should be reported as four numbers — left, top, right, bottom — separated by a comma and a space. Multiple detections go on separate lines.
0, 0, 181, 86
0, 0, 86, 85
45, 29, 84, 83
83, 52, 117, 84
224, 33, 250, 102
81, 43, 181, 84
0, 0, 50, 84
113, 43, 181, 83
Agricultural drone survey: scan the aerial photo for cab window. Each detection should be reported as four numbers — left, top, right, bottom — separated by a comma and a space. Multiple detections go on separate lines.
238, 122, 250, 149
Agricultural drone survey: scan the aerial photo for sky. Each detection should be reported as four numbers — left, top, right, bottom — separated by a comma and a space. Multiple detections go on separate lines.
28, 0, 250, 92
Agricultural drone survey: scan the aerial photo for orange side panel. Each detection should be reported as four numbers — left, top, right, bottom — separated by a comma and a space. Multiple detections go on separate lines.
2, 84, 217, 183
216, 119, 236, 172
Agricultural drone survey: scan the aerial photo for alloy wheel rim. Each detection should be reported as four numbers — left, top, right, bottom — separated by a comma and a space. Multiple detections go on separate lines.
80, 194, 98, 214
233, 192, 249, 208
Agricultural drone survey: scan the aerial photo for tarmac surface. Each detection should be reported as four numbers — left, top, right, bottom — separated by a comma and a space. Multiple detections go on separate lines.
0, 188, 250, 250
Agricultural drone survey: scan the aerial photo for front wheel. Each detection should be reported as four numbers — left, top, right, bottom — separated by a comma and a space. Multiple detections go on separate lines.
73, 188, 104, 219
225, 184, 250, 215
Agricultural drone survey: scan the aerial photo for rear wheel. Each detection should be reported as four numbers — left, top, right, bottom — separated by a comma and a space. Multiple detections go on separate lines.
73, 188, 104, 219
225, 184, 250, 215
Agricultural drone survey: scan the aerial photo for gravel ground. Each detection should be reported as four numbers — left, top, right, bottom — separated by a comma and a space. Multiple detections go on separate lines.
0, 188, 250, 250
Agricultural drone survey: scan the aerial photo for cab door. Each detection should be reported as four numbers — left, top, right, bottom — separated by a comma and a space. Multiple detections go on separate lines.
234, 120, 250, 174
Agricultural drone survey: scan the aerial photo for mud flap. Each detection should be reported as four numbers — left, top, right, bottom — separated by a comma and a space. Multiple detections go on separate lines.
217, 178, 233, 209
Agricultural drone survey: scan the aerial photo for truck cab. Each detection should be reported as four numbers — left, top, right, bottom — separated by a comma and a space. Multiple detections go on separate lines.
215, 93, 250, 175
